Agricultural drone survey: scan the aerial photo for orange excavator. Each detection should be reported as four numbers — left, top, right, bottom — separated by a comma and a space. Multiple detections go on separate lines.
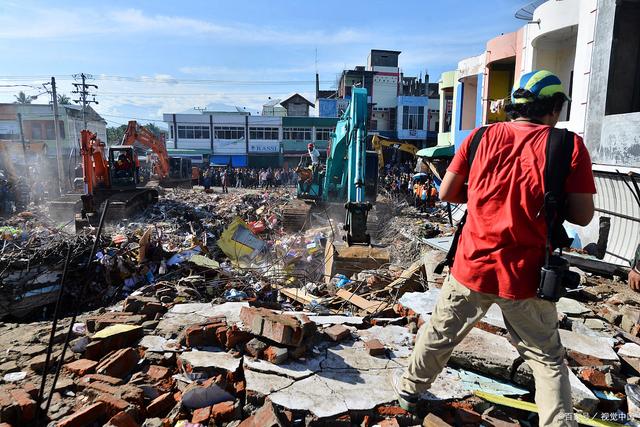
121, 121, 192, 189
72, 129, 158, 229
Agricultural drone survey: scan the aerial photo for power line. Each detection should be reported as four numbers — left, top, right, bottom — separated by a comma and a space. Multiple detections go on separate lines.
71, 73, 98, 129
0, 74, 335, 85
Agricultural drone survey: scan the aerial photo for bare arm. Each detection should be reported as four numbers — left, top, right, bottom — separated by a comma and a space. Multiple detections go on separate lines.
565, 193, 595, 226
440, 171, 468, 203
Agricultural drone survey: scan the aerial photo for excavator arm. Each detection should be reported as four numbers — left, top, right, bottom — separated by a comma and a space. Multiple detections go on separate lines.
122, 121, 170, 178
371, 134, 418, 169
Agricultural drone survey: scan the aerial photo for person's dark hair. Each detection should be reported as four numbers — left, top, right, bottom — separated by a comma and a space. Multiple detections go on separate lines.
505, 91, 567, 120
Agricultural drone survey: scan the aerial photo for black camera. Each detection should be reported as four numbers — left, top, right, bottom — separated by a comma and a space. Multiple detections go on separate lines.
537, 255, 581, 302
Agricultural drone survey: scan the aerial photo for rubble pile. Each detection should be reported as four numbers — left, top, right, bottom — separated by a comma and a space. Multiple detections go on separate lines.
0, 188, 639, 426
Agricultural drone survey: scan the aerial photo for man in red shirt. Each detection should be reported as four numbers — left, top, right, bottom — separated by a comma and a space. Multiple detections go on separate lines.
394, 70, 595, 426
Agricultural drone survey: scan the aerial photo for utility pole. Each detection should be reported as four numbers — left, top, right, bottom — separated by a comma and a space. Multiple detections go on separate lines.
17, 112, 30, 183
71, 73, 98, 130
50, 77, 64, 194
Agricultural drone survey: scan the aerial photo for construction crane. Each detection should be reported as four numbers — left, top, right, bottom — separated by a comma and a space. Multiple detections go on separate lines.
371, 134, 418, 170
121, 121, 192, 188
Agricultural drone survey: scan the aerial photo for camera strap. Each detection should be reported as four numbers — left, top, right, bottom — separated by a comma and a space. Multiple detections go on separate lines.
543, 128, 576, 265
434, 126, 488, 274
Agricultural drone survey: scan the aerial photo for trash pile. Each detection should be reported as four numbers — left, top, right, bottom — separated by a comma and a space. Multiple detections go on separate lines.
0, 187, 638, 426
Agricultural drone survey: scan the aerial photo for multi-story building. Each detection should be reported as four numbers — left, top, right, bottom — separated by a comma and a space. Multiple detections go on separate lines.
162, 111, 338, 168
318, 49, 438, 148
0, 103, 107, 155
261, 94, 314, 117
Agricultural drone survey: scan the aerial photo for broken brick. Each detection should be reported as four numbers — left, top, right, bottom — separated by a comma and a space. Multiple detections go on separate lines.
9, 389, 35, 423
81, 373, 124, 385
226, 325, 253, 349
263, 346, 288, 364
423, 413, 452, 426
238, 400, 283, 427
96, 347, 139, 378
146, 364, 170, 381
364, 339, 385, 356
324, 324, 351, 342
97, 394, 130, 416
57, 402, 106, 427
84, 325, 144, 361
64, 358, 98, 376
240, 307, 312, 347
211, 400, 238, 422
107, 411, 139, 427
578, 368, 608, 388
146, 392, 175, 417
192, 406, 211, 424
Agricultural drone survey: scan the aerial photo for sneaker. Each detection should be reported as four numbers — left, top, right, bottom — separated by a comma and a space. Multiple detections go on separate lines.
392, 371, 419, 413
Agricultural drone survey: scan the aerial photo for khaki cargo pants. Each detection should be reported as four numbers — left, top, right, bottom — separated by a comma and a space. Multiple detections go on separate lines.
401, 274, 576, 427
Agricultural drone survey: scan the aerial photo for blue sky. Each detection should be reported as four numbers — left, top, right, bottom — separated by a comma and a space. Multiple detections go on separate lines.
0, 0, 524, 128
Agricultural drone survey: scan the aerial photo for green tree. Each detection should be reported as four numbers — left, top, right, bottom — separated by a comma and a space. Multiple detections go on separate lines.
142, 122, 167, 140
106, 124, 127, 145
14, 91, 34, 104
57, 94, 71, 105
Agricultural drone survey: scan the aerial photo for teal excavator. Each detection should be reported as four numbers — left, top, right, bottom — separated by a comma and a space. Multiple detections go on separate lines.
287, 87, 379, 246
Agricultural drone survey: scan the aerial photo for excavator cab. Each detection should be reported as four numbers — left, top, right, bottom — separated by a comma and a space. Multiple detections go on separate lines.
109, 147, 137, 188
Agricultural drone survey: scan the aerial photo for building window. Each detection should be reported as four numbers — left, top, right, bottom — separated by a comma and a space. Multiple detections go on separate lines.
31, 124, 42, 139
283, 127, 312, 140
315, 128, 333, 141
605, 1, 640, 115
249, 127, 279, 140
59, 122, 65, 139
45, 122, 55, 140
170, 125, 174, 139
402, 106, 424, 130
177, 125, 210, 139
214, 126, 244, 140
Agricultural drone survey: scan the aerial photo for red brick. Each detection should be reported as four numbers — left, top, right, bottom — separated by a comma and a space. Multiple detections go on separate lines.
578, 368, 608, 388
180, 320, 226, 348
97, 393, 130, 416
21, 383, 38, 399
376, 405, 409, 417
107, 411, 139, 427
146, 364, 170, 381
263, 346, 288, 364
81, 373, 124, 385
191, 406, 211, 424
364, 339, 385, 356
120, 385, 145, 406
57, 402, 106, 427
240, 307, 309, 347
85, 381, 121, 396
225, 325, 253, 349
378, 419, 400, 427
216, 325, 228, 347
324, 324, 351, 342
423, 413, 452, 427
64, 358, 99, 376
238, 400, 283, 427
84, 326, 144, 360
96, 347, 139, 378
146, 392, 175, 417
211, 400, 238, 422
9, 389, 35, 422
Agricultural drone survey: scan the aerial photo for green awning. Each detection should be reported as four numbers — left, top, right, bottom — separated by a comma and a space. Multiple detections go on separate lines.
416, 144, 454, 159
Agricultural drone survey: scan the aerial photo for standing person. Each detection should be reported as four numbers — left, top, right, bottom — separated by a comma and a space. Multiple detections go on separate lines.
236, 169, 244, 188
394, 70, 596, 427
221, 169, 229, 194
307, 143, 320, 166
203, 167, 211, 191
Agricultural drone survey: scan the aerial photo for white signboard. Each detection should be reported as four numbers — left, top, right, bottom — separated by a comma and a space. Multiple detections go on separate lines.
249, 141, 280, 153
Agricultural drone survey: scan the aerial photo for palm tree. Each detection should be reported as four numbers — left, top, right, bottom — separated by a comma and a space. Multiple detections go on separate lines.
14, 91, 34, 104
57, 94, 71, 105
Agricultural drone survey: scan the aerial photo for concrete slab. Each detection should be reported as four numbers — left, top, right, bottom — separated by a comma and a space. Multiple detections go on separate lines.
244, 369, 294, 396
559, 329, 618, 363
618, 342, 640, 359
243, 356, 322, 380
567, 368, 599, 413
481, 304, 506, 330
450, 328, 520, 380
179, 349, 242, 374
138, 335, 179, 353
557, 298, 592, 316
354, 325, 415, 359
398, 290, 440, 316
322, 343, 394, 370
156, 302, 248, 336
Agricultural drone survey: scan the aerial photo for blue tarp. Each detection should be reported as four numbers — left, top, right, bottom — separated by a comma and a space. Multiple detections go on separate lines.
210, 155, 248, 167
231, 155, 248, 167
210, 155, 230, 166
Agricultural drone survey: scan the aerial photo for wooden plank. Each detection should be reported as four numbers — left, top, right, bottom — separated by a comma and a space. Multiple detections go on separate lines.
335, 289, 389, 314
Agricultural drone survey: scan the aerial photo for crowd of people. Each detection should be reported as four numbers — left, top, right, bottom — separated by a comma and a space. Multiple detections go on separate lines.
199, 167, 299, 192
380, 161, 440, 211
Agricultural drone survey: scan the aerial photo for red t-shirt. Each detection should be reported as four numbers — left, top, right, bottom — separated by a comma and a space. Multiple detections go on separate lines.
447, 121, 596, 299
